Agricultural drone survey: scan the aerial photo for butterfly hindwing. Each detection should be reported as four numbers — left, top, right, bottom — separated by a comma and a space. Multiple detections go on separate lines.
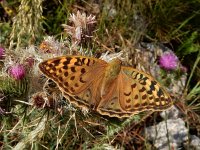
97, 78, 134, 118
63, 74, 105, 109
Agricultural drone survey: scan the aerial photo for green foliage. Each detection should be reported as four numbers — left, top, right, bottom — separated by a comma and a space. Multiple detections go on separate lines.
42, 0, 74, 36
0, 22, 12, 45
178, 31, 200, 55
0, 77, 28, 98
187, 82, 200, 101
144, 0, 200, 42
185, 51, 200, 111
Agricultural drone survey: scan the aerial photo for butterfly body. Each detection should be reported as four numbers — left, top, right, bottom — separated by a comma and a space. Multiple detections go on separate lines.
39, 55, 173, 118
101, 58, 121, 98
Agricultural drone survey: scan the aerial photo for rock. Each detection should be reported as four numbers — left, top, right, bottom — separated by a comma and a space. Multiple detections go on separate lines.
160, 105, 181, 119
145, 118, 188, 150
189, 135, 200, 150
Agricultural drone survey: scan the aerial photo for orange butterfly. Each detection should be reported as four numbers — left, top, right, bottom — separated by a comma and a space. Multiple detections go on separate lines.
39, 55, 173, 118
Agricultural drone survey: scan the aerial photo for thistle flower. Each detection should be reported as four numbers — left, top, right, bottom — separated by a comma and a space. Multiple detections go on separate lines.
62, 11, 96, 45
31, 92, 46, 108
39, 36, 64, 54
9, 64, 26, 80
0, 47, 5, 59
180, 66, 187, 73
25, 57, 35, 68
159, 52, 179, 70
31, 92, 54, 109
39, 41, 53, 53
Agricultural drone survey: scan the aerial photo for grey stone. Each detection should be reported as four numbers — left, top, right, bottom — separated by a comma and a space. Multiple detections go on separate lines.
160, 105, 181, 119
190, 135, 200, 150
145, 118, 188, 150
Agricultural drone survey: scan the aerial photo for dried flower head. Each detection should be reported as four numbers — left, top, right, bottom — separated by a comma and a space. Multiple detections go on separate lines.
0, 47, 5, 59
180, 65, 187, 73
39, 36, 64, 54
159, 52, 179, 70
9, 64, 26, 80
31, 92, 55, 109
62, 11, 96, 45
31, 92, 46, 108
39, 41, 54, 53
25, 57, 35, 68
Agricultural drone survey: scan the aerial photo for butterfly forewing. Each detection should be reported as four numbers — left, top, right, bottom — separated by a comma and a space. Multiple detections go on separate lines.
39, 56, 107, 107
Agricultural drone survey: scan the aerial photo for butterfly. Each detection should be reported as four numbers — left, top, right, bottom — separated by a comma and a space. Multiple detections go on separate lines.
38, 55, 173, 118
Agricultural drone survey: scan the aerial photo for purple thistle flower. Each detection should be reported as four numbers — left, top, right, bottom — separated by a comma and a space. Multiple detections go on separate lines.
9, 64, 26, 80
159, 52, 179, 70
0, 47, 5, 59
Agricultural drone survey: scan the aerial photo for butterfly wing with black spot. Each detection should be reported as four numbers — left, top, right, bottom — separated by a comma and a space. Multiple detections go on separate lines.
120, 66, 173, 111
39, 55, 108, 108
97, 66, 173, 118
